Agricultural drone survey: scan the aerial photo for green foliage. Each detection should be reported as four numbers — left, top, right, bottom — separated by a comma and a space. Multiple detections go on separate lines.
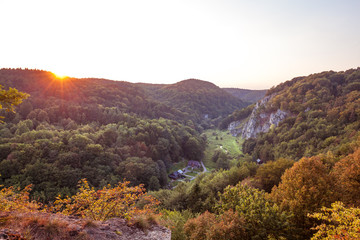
202, 129, 243, 170
0, 69, 247, 128
152, 160, 258, 213
0, 114, 204, 201
223, 88, 267, 103
160, 209, 194, 240
183, 136, 204, 160
309, 202, 360, 240
243, 68, 360, 161
216, 183, 294, 239
142, 79, 248, 126
4, 67, 360, 238
0, 84, 29, 122
255, 158, 295, 192
212, 150, 229, 169
218, 104, 254, 130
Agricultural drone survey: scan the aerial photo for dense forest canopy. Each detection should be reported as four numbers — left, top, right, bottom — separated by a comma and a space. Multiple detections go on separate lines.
242, 68, 360, 162
223, 88, 267, 104
0, 69, 248, 130
138, 79, 248, 126
0, 68, 251, 202
2, 67, 360, 239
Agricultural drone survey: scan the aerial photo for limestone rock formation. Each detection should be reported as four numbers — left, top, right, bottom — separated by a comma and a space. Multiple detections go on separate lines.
228, 94, 289, 139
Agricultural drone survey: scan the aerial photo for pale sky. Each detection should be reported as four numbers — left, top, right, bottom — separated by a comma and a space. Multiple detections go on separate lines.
1, 0, 359, 89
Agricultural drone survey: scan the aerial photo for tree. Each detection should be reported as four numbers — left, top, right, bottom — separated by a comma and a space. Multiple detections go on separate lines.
331, 148, 360, 207
255, 158, 294, 192
160, 209, 194, 240
184, 211, 216, 240
0, 84, 29, 122
212, 150, 229, 169
0, 183, 40, 212
184, 136, 203, 160
148, 176, 160, 191
184, 210, 247, 240
309, 202, 360, 240
271, 156, 335, 235
116, 157, 160, 187
68, 134, 93, 149
53, 179, 158, 221
216, 183, 294, 240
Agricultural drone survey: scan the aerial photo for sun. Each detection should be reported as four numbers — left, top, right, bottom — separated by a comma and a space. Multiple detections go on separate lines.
52, 72, 68, 80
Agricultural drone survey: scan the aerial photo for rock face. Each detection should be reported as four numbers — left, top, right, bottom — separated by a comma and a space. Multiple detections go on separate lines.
228, 94, 289, 139
0, 212, 171, 240
228, 120, 243, 137
87, 218, 171, 240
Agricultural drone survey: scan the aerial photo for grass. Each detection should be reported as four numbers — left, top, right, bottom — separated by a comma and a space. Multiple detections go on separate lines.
185, 172, 198, 177
202, 129, 244, 170
168, 129, 243, 184
168, 160, 187, 174
131, 213, 159, 233
3, 212, 90, 240
83, 219, 97, 228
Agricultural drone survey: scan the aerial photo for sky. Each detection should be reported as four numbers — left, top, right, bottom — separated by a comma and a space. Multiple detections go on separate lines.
1, 0, 360, 89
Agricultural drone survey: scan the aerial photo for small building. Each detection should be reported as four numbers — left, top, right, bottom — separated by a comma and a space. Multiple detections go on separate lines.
168, 170, 185, 180
187, 160, 201, 169
256, 159, 264, 165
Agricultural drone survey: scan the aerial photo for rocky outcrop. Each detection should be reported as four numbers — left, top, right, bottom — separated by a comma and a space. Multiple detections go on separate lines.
228, 120, 243, 137
85, 218, 171, 240
0, 212, 171, 240
228, 94, 289, 139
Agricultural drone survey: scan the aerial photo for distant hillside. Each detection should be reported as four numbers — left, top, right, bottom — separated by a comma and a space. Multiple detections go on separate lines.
223, 88, 267, 103
0, 69, 247, 127
0, 69, 189, 124
239, 68, 360, 161
139, 79, 248, 125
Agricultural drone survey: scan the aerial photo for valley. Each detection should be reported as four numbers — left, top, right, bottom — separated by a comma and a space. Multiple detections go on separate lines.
1, 67, 360, 239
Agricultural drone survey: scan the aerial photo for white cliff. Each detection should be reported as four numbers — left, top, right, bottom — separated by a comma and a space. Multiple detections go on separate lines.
228, 94, 289, 139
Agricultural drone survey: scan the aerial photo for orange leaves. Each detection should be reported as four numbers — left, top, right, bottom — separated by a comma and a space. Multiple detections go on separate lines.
184, 210, 246, 240
53, 179, 159, 221
1, 178, 159, 224
270, 155, 336, 236
331, 148, 360, 206
0, 184, 41, 212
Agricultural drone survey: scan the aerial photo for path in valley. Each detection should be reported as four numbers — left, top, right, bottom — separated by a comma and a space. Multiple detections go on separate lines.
182, 161, 208, 181
201, 161, 208, 173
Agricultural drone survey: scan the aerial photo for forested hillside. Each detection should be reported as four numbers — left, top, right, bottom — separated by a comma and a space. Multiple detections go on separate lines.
153, 68, 360, 240
0, 69, 213, 201
2, 68, 360, 240
241, 68, 360, 161
223, 88, 267, 103
0, 69, 188, 125
0, 70, 246, 129
139, 79, 248, 128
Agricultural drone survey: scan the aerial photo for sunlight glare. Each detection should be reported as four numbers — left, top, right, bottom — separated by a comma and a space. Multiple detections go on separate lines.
53, 72, 68, 80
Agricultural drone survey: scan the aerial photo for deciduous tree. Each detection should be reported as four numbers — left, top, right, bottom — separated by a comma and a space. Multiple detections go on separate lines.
309, 201, 360, 240
271, 156, 335, 235
331, 148, 360, 206
0, 84, 29, 122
